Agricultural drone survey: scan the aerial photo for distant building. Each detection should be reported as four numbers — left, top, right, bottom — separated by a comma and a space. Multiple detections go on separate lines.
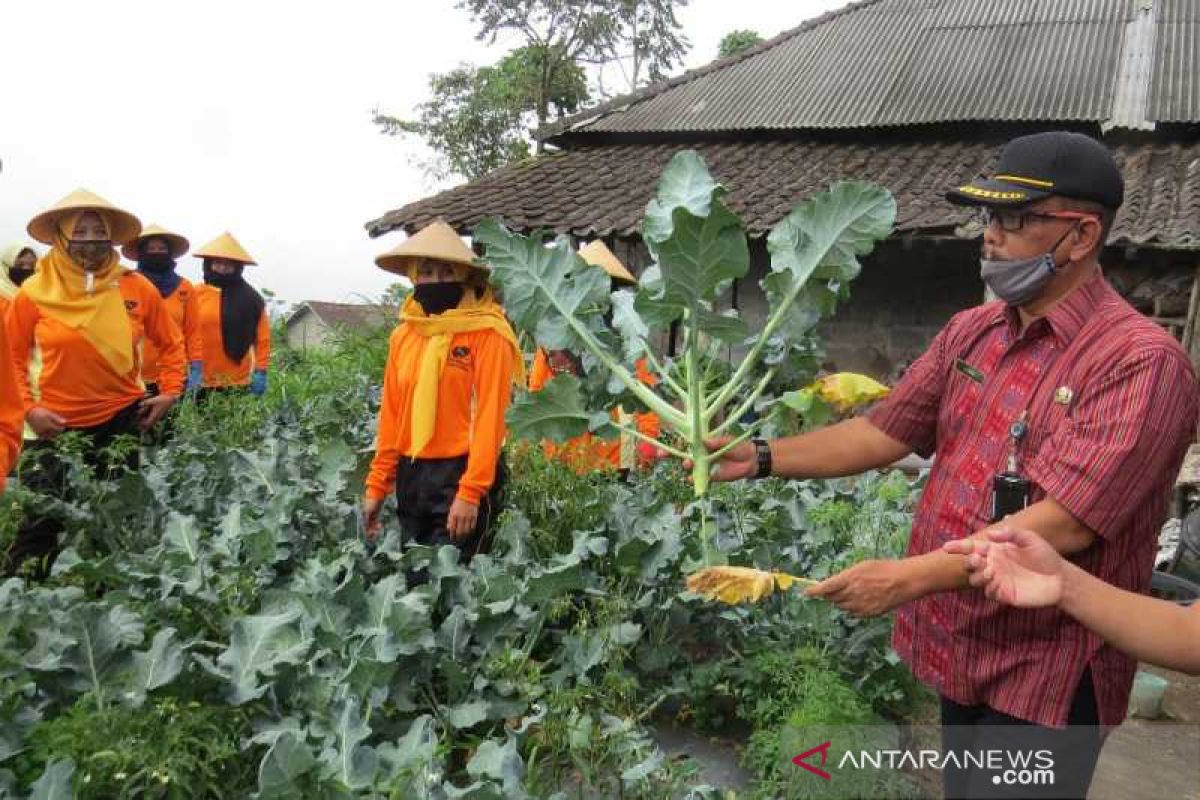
284, 301, 394, 350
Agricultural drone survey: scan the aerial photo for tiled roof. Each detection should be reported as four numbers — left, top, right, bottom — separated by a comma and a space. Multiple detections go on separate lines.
366, 136, 1200, 250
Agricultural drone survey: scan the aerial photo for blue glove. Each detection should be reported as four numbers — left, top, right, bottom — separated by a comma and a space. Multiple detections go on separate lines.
186, 361, 204, 392
249, 369, 268, 396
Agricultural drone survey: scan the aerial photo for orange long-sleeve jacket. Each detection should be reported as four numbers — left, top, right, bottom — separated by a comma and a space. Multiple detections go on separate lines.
7, 273, 186, 428
366, 325, 517, 505
143, 278, 201, 383
195, 284, 270, 388
0, 303, 24, 486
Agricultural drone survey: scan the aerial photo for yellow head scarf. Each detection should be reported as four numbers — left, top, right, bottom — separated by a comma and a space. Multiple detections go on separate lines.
400, 272, 525, 456
21, 210, 134, 376
0, 242, 38, 300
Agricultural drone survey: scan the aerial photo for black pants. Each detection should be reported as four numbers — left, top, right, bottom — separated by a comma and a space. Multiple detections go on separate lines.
2, 402, 142, 579
395, 455, 505, 566
941, 669, 1102, 800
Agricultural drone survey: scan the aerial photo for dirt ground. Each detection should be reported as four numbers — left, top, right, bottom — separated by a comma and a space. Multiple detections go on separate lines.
1089, 665, 1200, 800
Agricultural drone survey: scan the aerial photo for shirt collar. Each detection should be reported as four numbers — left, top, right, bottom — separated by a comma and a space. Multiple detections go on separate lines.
1000, 269, 1108, 347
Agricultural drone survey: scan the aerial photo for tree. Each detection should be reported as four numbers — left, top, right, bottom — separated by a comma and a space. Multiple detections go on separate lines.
718, 28, 763, 58
373, 45, 588, 181
611, 0, 691, 88
456, 0, 689, 129
373, 65, 527, 181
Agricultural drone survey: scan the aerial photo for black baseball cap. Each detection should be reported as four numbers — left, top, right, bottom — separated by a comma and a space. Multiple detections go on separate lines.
947, 131, 1124, 210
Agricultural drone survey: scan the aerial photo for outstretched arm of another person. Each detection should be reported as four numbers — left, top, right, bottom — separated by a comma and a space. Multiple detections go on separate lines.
947, 528, 1200, 675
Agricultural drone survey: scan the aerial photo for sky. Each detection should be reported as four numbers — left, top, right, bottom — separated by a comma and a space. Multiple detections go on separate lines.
0, 0, 846, 308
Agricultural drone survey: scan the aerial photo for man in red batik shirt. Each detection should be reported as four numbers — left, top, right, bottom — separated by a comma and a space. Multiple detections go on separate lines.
706, 131, 1199, 799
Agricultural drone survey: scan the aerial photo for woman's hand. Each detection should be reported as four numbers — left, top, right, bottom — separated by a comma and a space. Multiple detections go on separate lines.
27, 407, 66, 440
446, 497, 479, 540
138, 394, 177, 431
362, 497, 384, 539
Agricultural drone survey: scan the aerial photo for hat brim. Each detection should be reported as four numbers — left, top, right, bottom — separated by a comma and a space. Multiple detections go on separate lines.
945, 178, 1052, 207
121, 232, 189, 260
374, 252, 488, 277
27, 206, 142, 246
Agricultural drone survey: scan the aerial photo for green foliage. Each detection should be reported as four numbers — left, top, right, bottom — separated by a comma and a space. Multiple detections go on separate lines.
458, 0, 690, 93
717, 29, 763, 58
373, 64, 530, 182
0, 279, 931, 797
15, 697, 255, 799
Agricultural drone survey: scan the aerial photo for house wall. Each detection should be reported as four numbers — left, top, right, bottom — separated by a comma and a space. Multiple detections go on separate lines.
285, 312, 333, 351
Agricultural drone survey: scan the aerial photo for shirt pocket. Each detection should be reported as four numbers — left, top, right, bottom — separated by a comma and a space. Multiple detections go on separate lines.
1024, 399, 1073, 477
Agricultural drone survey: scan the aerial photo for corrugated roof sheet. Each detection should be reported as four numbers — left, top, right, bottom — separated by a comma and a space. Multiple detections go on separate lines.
366, 137, 1200, 250
1150, 0, 1200, 122
539, 0, 1198, 138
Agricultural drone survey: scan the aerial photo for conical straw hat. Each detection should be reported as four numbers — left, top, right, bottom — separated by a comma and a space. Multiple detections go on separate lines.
27, 187, 142, 246
579, 240, 637, 286
375, 220, 484, 276
121, 223, 190, 260
194, 231, 257, 265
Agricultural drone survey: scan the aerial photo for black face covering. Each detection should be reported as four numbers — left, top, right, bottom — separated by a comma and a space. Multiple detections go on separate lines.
8, 268, 34, 287
138, 253, 176, 273
413, 282, 465, 315
203, 261, 266, 363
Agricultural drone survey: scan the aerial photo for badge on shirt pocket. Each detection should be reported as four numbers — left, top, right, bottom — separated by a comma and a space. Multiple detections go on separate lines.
954, 358, 985, 384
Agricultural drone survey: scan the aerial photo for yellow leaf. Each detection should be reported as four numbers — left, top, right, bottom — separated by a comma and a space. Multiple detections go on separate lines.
686, 566, 815, 605
812, 372, 890, 412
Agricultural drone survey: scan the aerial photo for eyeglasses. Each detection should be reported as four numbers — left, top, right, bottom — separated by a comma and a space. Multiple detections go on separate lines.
977, 208, 1099, 232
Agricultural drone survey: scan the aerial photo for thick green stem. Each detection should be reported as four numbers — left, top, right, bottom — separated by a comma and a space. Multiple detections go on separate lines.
683, 309, 716, 564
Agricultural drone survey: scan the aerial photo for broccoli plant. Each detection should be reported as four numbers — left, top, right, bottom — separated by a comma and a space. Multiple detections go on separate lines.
476, 151, 895, 559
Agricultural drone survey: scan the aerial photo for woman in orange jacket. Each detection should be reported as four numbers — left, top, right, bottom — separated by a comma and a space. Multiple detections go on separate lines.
362, 221, 523, 565
122, 225, 203, 395
3, 189, 185, 577
0, 248, 27, 487
192, 232, 270, 398
0, 243, 39, 307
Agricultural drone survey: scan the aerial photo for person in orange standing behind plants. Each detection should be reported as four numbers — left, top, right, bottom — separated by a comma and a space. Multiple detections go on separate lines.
528, 240, 661, 474
0, 257, 24, 488
3, 189, 185, 577
121, 225, 204, 396
192, 232, 270, 398
0, 243, 39, 310
0, 242, 43, 453
362, 220, 523, 564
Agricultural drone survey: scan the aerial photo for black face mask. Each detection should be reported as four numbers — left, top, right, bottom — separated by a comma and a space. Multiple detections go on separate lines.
203, 262, 243, 287
138, 253, 176, 273
8, 267, 34, 287
414, 282, 465, 315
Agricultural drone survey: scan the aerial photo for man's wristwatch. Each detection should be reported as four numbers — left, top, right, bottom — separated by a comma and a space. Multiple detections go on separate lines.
752, 438, 772, 480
